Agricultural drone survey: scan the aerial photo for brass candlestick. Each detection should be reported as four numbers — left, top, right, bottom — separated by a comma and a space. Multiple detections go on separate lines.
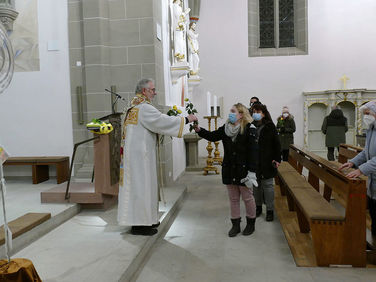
213, 117, 223, 165
203, 116, 219, 175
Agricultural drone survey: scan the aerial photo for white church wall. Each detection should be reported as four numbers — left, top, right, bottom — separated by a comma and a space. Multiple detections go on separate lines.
195, 0, 376, 157
0, 0, 72, 176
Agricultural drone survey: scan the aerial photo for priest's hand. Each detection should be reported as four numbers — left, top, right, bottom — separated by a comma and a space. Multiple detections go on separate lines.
194, 124, 201, 132
187, 114, 198, 123
339, 162, 354, 171
241, 172, 258, 189
346, 169, 363, 179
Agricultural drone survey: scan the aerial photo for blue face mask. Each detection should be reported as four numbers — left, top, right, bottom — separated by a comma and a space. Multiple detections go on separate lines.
253, 113, 262, 121
228, 113, 237, 124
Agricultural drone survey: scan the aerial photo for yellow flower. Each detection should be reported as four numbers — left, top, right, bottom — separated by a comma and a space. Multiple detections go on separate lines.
173, 105, 177, 110
177, 109, 182, 114
184, 98, 189, 102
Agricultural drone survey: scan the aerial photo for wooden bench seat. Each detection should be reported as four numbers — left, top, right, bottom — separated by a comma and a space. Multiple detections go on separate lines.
4, 157, 69, 184
278, 161, 297, 172
276, 145, 367, 267
292, 188, 344, 221
278, 162, 344, 226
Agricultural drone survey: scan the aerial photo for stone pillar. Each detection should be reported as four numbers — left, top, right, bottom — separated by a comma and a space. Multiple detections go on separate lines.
68, 0, 173, 183
184, 133, 202, 171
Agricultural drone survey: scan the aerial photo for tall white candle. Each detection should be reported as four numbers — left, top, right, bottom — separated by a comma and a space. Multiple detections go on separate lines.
207, 91, 211, 116
213, 95, 217, 116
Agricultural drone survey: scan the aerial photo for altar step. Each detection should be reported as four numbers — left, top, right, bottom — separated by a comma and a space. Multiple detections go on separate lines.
0, 203, 80, 259
0, 213, 51, 245
41, 182, 117, 209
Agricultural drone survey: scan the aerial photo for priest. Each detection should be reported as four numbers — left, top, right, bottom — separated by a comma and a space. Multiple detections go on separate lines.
118, 78, 197, 236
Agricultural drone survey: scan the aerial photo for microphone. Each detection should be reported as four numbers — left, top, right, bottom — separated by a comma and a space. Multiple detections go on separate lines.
105, 89, 126, 102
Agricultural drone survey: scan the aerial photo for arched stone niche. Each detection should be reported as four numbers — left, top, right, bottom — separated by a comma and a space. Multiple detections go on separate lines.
303, 89, 376, 156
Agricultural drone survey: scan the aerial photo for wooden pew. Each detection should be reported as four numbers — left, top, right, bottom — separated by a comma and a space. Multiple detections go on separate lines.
277, 145, 367, 267
337, 144, 376, 256
4, 157, 69, 184
338, 144, 363, 164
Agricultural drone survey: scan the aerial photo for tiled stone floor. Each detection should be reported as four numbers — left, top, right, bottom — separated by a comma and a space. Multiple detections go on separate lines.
136, 173, 376, 282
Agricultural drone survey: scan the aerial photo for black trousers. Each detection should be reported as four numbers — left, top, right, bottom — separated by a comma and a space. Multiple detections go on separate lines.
282, 150, 289, 162
368, 196, 376, 235
327, 147, 339, 161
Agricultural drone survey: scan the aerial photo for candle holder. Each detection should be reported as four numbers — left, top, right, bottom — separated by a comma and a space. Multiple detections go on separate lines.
213, 117, 223, 165
203, 116, 219, 175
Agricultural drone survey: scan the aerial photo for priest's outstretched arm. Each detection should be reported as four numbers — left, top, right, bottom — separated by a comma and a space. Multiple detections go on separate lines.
139, 103, 195, 138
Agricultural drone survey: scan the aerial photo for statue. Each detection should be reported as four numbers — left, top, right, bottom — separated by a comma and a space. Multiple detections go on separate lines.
0, 0, 18, 32
172, 0, 190, 63
187, 22, 199, 76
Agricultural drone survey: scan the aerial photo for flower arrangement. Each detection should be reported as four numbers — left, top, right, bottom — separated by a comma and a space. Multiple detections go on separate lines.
167, 105, 182, 116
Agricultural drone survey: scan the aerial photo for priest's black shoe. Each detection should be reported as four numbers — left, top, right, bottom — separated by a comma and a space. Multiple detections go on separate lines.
256, 206, 262, 217
266, 210, 274, 222
243, 217, 255, 236
152, 221, 161, 228
228, 218, 241, 237
131, 226, 158, 236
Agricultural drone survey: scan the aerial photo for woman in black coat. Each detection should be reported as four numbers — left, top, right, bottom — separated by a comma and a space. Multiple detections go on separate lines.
276, 106, 296, 161
194, 103, 259, 237
252, 104, 281, 222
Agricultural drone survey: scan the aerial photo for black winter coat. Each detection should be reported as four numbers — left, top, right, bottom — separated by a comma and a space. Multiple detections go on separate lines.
197, 123, 258, 186
253, 121, 281, 179
276, 116, 296, 150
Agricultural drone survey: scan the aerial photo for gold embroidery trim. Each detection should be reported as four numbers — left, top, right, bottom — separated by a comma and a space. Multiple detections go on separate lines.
178, 117, 184, 138
125, 108, 139, 125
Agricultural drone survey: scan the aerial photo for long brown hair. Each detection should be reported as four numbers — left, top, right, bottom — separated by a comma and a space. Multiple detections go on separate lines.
234, 103, 253, 134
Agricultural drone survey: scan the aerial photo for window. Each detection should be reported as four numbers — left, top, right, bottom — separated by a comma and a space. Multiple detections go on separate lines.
259, 0, 275, 48
248, 0, 307, 57
279, 0, 295, 48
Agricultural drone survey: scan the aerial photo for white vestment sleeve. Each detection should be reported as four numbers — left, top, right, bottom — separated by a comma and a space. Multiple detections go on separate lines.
139, 104, 185, 138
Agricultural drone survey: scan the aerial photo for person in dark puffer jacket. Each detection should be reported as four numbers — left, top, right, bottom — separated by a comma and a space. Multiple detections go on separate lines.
194, 103, 258, 237
252, 104, 281, 222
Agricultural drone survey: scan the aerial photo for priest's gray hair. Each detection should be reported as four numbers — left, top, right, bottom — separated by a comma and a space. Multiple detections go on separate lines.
135, 78, 154, 94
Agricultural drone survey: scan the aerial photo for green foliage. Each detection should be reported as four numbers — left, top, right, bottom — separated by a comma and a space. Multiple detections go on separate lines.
184, 98, 199, 132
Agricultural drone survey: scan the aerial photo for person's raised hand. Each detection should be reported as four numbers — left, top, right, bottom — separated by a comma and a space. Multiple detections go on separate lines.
187, 114, 198, 123
338, 162, 354, 171
194, 124, 201, 132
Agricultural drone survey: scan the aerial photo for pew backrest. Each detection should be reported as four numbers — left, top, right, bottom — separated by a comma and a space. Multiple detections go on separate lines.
288, 144, 367, 214
338, 144, 363, 164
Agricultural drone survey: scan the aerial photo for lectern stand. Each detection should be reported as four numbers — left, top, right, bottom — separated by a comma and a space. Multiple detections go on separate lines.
41, 113, 122, 209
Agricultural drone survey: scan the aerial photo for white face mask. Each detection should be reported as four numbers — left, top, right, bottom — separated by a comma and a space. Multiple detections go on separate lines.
282, 113, 289, 118
363, 114, 375, 127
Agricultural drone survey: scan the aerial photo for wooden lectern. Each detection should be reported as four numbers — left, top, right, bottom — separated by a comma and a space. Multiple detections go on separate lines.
41, 113, 121, 209
92, 134, 119, 196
